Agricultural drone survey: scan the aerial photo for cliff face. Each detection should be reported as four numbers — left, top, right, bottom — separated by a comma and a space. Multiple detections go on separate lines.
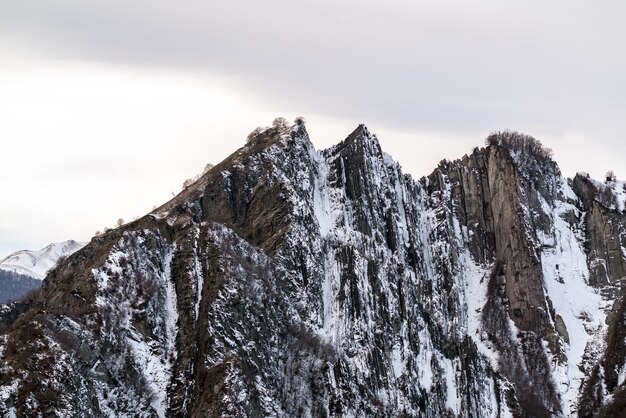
1, 124, 625, 417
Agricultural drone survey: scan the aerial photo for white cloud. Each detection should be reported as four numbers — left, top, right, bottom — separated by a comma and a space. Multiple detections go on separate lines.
0, 61, 271, 254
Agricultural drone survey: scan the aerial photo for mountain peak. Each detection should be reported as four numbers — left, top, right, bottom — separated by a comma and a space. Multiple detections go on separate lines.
482, 130, 562, 202
0, 240, 85, 280
331, 123, 383, 162
344, 123, 373, 143
485, 130, 557, 170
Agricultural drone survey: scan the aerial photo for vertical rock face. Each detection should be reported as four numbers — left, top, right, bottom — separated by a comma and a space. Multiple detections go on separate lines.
571, 175, 626, 417
1, 124, 625, 417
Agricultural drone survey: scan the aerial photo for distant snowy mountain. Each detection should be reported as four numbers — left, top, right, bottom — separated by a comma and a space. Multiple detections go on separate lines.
0, 240, 85, 280
0, 240, 85, 304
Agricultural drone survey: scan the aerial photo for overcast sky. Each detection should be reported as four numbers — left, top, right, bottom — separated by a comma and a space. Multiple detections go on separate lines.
1, 0, 625, 257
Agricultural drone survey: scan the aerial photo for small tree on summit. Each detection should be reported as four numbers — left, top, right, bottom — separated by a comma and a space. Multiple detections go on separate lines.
246, 117, 295, 145
182, 163, 215, 190
182, 178, 194, 189
485, 130, 553, 162
605, 170, 616, 182
272, 117, 289, 130
247, 127, 264, 143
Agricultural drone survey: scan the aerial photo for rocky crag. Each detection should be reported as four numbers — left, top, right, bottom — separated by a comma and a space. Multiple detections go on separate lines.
1, 122, 625, 417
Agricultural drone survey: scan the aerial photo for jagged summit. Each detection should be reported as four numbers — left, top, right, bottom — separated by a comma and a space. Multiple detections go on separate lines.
2, 121, 626, 417
329, 123, 384, 164
152, 121, 310, 218
485, 130, 553, 158
483, 130, 561, 187
339, 123, 372, 145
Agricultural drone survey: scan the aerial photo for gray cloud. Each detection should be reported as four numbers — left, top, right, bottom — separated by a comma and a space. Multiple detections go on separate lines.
2, 1, 624, 141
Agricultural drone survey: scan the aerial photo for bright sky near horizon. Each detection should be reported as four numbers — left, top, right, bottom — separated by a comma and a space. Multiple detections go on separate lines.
1, 0, 625, 257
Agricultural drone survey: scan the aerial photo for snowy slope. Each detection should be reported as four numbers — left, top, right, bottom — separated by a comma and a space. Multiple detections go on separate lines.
0, 240, 85, 280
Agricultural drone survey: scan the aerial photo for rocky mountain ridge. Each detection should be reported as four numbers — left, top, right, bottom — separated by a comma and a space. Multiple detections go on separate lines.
1, 123, 625, 417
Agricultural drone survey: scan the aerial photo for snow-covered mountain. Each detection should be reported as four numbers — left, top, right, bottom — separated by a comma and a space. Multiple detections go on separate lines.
0, 240, 85, 304
0, 240, 86, 280
1, 123, 625, 417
